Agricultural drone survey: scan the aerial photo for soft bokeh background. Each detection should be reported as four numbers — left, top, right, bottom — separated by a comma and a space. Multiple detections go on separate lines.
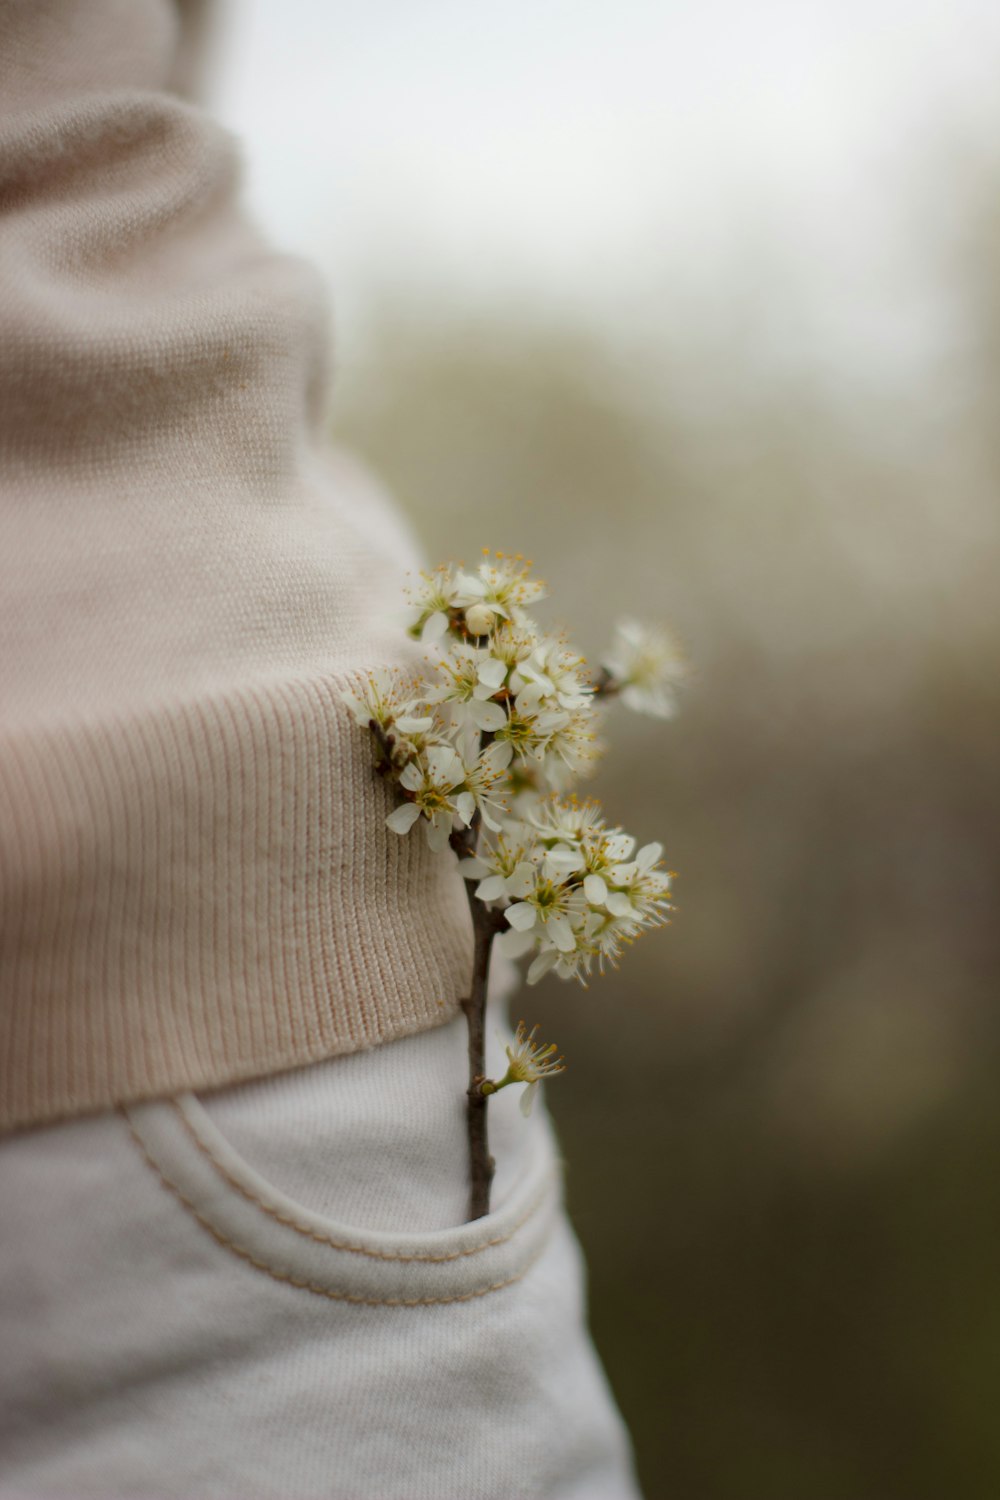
217, 5, 1000, 1495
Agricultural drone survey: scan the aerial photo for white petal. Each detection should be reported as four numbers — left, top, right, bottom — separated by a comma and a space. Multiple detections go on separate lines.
584, 874, 608, 906
547, 914, 577, 953
425, 814, 453, 852
454, 791, 476, 825
637, 842, 664, 869
497, 927, 538, 959
476, 875, 507, 902
527, 949, 559, 985
459, 857, 490, 880
507, 862, 537, 899
545, 847, 585, 876
395, 715, 433, 735
426, 745, 464, 785
485, 740, 513, 771
399, 761, 423, 792
385, 802, 421, 835
506, 902, 538, 932
515, 684, 546, 715
338, 690, 365, 723
520, 1081, 539, 1116
473, 699, 507, 732
477, 656, 508, 690
420, 610, 450, 643
453, 571, 485, 601
606, 892, 633, 918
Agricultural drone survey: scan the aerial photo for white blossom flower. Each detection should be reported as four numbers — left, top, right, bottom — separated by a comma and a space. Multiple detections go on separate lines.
487, 1020, 566, 1116
511, 636, 592, 712
504, 868, 587, 955
385, 744, 469, 852
493, 696, 567, 766
452, 551, 546, 633
525, 943, 590, 987
339, 668, 427, 733
529, 800, 637, 906
583, 910, 635, 973
526, 795, 607, 846
404, 566, 460, 643
536, 702, 602, 789
460, 829, 537, 903
602, 842, 674, 925
425, 644, 509, 745
601, 619, 686, 718
455, 740, 514, 833
486, 620, 540, 674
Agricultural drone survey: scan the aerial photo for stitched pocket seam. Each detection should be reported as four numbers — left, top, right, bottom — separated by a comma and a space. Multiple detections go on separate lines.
173, 1099, 551, 1264
124, 1112, 548, 1308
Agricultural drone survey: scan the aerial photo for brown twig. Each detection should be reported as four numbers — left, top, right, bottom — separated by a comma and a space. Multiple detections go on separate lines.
449, 808, 504, 1220
459, 885, 503, 1219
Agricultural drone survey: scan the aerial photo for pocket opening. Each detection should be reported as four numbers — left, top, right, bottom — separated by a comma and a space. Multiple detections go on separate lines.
123, 1093, 560, 1306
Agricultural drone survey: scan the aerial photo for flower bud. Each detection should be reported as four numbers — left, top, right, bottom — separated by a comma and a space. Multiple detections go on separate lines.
464, 603, 495, 637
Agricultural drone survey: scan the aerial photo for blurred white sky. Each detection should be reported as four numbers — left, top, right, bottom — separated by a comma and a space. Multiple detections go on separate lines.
214, 0, 1000, 377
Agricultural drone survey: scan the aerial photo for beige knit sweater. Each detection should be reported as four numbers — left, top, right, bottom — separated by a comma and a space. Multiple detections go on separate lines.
0, 0, 473, 1132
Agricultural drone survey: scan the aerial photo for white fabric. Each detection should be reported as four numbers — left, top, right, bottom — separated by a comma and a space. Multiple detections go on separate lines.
0, 1011, 640, 1499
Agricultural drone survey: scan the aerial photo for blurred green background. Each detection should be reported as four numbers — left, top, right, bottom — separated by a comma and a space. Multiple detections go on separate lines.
327, 224, 1000, 1496
220, 5, 1000, 1493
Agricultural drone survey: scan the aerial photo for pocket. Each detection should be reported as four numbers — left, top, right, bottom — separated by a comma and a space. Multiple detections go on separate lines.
123, 1089, 560, 1309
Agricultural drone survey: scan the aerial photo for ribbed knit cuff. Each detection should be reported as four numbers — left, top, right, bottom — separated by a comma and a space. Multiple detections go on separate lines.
0, 671, 473, 1132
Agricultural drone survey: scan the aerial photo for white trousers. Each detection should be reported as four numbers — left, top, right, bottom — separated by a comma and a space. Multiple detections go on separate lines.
0, 1007, 640, 1499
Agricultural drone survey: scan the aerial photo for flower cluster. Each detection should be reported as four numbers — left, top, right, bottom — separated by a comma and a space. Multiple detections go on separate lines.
341, 551, 682, 998
461, 797, 673, 985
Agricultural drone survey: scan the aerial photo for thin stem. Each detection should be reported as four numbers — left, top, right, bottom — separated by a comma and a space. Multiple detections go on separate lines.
460, 883, 501, 1220
450, 806, 507, 1220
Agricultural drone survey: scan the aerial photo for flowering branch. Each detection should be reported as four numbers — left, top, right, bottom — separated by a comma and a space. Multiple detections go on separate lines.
341, 550, 685, 1220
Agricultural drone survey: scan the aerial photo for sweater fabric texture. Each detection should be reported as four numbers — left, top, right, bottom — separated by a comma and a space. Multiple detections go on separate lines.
0, 0, 475, 1132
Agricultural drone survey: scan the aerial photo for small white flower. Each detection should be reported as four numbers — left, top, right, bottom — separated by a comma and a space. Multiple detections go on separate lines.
526, 941, 594, 987
531, 802, 637, 906
339, 668, 421, 732
482, 1021, 565, 1116
487, 620, 540, 674
457, 740, 514, 833
511, 637, 592, 712
603, 843, 673, 925
536, 702, 602, 789
425, 644, 508, 750
527, 796, 606, 846
601, 619, 686, 719
452, 551, 546, 632
404, 566, 459, 642
493, 697, 567, 766
460, 823, 542, 903
504, 868, 587, 955
386, 743, 469, 852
